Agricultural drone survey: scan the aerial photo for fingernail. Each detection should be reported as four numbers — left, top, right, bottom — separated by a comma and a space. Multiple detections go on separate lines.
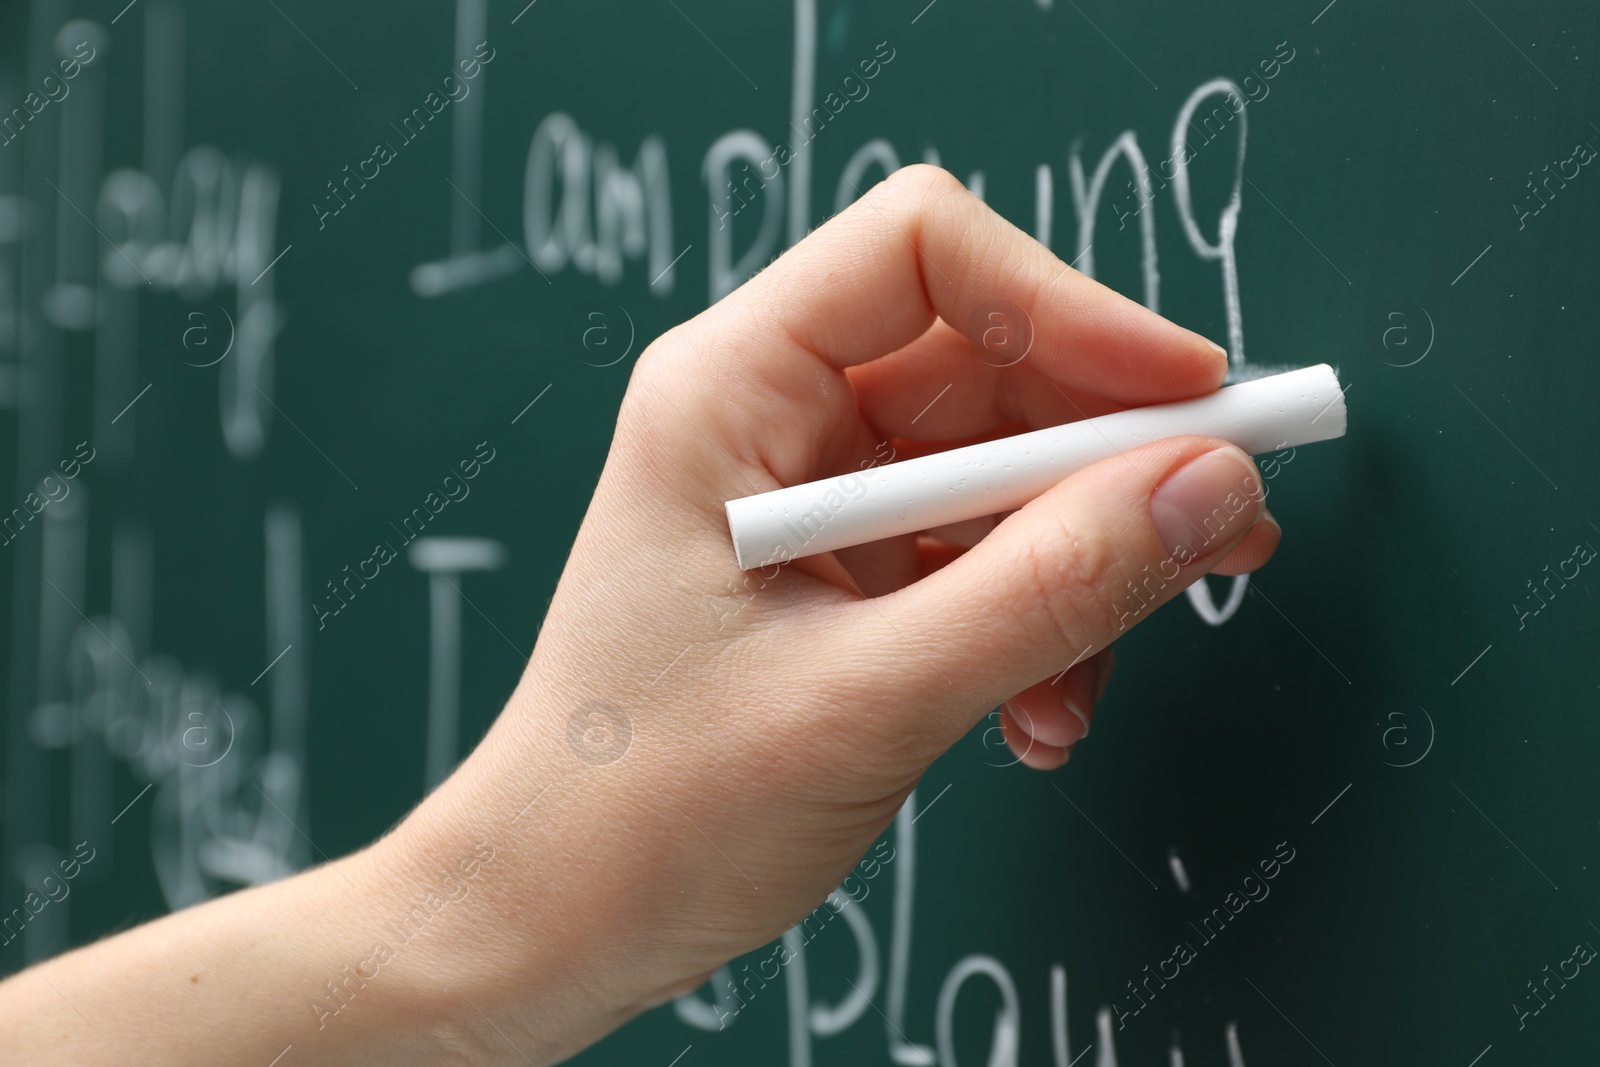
1061, 657, 1100, 738
1150, 447, 1264, 562
1094, 648, 1115, 701
1063, 697, 1090, 738
1000, 699, 1038, 739
1206, 339, 1228, 361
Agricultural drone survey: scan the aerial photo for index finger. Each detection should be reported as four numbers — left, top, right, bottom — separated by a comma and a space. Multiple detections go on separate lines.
727, 163, 1226, 403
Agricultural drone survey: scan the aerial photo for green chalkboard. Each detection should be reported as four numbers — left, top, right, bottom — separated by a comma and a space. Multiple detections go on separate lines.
3, 0, 1600, 1063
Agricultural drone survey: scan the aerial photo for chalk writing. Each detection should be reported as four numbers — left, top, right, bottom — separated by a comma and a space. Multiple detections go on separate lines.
1110, 40, 1295, 232
312, 441, 497, 630
1108, 841, 1296, 1030
0, 38, 98, 149
0, 442, 96, 548
715, 41, 897, 232
674, 790, 1261, 1066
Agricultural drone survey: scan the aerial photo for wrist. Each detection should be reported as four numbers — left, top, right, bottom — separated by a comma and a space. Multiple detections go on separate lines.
267, 843, 476, 1061
375, 768, 644, 1065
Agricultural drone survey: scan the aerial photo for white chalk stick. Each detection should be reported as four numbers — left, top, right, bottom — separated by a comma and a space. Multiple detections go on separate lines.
724, 363, 1346, 570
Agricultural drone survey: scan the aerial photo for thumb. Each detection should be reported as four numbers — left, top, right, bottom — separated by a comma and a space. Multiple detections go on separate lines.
862, 436, 1267, 756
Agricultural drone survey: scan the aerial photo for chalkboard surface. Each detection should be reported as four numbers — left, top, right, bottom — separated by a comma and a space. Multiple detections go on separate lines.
3, 0, 1599, 1063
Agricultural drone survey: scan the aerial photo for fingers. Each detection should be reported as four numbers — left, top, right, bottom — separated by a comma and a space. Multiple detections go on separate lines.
842, 321, 1025, 441
1212, 510, 1281, 576
844, 436, 1268, 759
998, 708, 1071, 771
871, 485, 1275, 771
1002, 647, 1114, 752
877, 479, 1276, 774
843, 320, 1121, 442
740, 164, 1224, 395
669, 165, 1225, 489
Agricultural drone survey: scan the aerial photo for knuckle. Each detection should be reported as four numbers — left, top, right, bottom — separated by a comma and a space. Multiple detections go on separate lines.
820, 718, 932, 793
830, 697, 935, 780
620, 323, 698, 425
874, 163, 968, 212
775, 655, 935, 782
628, 320, 689, 384
1017, 514, 1123, 651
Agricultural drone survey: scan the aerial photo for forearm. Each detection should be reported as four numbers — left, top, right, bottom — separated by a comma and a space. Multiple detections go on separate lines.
0, 661, 726, 1067
0, 162, 1269, 1067
2, 841, 446, 1064
0, 816, 614, 1066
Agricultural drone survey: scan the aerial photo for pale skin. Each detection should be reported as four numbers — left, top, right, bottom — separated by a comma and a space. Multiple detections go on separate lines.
0, 165, 1279, 1064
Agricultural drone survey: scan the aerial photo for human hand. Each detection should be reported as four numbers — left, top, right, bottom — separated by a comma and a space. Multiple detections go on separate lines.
390, 163, 1279, 1060
0, 164, 1280, 1067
